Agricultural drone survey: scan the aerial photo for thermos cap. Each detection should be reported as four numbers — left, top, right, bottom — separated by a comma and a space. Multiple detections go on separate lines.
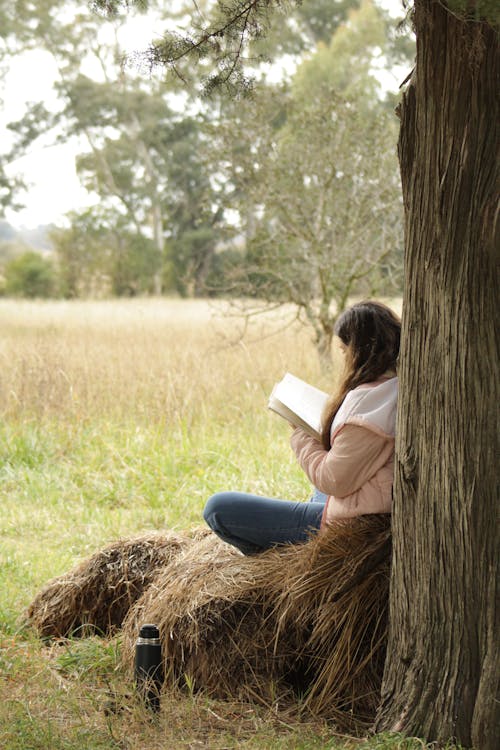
139, 623, 160, 639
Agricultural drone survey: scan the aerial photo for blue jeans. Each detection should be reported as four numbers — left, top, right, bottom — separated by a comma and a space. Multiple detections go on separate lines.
203, 491, 327, 555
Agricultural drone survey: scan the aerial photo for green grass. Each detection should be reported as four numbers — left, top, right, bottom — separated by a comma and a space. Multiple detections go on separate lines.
0, 413, 309, 621
0, 298, 457, 749
0, 628, 440, 749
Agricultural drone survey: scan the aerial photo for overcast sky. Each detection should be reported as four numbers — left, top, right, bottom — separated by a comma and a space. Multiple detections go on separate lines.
1, 1, 409, 230
1, 13, 158, 229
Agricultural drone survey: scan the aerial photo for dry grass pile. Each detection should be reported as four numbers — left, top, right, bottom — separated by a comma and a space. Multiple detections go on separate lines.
272, 514, 391, 723
26, 531, 205, 638
27, 517, 391, 728
121, 516, 391, 728
122, 532, 299, 707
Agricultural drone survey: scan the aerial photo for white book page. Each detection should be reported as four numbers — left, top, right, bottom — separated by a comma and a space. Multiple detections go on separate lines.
268, 373, 329, 436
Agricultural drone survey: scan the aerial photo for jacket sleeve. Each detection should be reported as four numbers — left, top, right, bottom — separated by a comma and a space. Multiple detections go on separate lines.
290, 424, 393, 497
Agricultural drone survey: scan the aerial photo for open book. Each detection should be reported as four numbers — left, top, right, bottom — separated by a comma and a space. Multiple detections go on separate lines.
268, 372, 329, 440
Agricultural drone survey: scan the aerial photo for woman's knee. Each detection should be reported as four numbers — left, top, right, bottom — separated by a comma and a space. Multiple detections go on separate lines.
203, 492, 233, 527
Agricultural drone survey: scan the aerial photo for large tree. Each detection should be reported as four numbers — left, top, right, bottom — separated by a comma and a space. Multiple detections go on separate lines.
373, 2, 498, 746
95, 1, 498, 746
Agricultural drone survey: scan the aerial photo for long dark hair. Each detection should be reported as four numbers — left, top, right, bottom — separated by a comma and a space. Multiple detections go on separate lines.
321, 300, 401, 449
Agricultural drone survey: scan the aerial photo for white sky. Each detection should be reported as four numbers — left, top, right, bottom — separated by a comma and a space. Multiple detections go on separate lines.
1, 51, 88, 228
1, 13, 160, 229
1, 1, 409, 229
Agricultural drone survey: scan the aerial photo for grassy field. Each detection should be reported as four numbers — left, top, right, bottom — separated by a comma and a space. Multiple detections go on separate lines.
0, 297, 446, 749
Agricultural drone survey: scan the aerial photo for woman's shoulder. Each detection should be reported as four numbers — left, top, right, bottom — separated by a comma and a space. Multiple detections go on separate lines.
333, 376, 398, 438
346, 375, 398, 404
351, 373, 398, 392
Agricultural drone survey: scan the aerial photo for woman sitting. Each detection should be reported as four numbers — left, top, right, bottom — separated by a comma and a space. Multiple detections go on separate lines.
203, 300, 400, 555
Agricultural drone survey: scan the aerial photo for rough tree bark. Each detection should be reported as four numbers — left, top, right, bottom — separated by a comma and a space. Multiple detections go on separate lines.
374, 2, 499, 747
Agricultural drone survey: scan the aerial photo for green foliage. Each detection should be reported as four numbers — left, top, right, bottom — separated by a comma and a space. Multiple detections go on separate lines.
445, 0, 499, 26
54, 637, 121, 677
50, 212, 105, 298
293, 0, 389, 103
139, 0, 279, 96
110, 232, 160, 297
1, 2, 229, 297
1, 0, 413, 303
61, 75, 226, 295
0, 240, 29, 281
4, 251, 56, 298
248, 0, 360, 61
91, 0, 414, 93
52, 207, 164, 298
294, 0, 362, 45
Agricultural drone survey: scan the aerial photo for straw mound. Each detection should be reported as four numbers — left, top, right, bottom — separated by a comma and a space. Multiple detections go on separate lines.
27, 517, 391, 726
122, 532, 292, 704
26, 530, 207, 638
122, 515, 391, 728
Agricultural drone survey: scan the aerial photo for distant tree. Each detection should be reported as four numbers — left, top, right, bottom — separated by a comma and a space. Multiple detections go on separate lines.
212, 1, 403, 368
0, 221, 24, 268
65, 76, 224, 296
0, 159, 26, 218
50, 210, 113, 298
0, 240, 29, 269
249, 0, 361, 60
255, 0, 414, 69
50, 209, 160, 297
4, 251, 56, 298
0, 221, 17, 243
215, 91, 402, 369
294, 0, 363, 45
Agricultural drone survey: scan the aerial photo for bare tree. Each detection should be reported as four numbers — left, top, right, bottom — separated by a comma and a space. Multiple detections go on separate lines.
213, 86, 402, 369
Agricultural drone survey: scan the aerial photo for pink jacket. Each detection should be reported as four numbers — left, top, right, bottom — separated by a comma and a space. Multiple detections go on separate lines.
290, 376, 398, 527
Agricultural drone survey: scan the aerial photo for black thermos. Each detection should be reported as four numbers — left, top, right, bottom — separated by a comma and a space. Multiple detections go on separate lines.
134, 623, 163, 712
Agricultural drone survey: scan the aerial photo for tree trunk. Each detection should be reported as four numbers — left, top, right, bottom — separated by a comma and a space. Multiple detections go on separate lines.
374, 2, 499, 747
316, 329, 334, 373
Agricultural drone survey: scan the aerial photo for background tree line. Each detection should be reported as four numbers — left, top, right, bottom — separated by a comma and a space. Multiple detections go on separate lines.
0, 0, 412, 319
